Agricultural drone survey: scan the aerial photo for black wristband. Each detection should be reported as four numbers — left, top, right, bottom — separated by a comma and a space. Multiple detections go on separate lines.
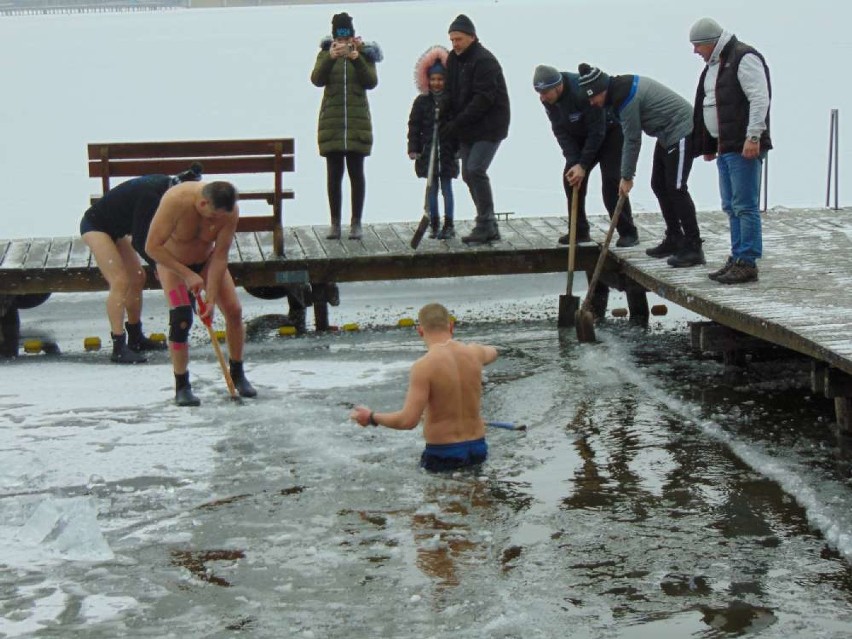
369, 411, 378, 426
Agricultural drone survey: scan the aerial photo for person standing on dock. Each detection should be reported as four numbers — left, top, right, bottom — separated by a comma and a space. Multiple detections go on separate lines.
442, 14, 510, 246
689, 18, 771, 285
145, 181, 256, 407
311, 12, 382, 241
350, 303, 498, 472
532, 64, 639, 248
578, 64, 706, 268
80, 165, 202, 364
407, 45, 459, 240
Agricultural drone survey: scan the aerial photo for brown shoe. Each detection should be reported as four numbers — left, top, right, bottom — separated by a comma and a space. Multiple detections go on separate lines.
708, 257, 734, 281
716, 261, 758, 284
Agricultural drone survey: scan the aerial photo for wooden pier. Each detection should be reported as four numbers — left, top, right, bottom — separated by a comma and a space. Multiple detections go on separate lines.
1, 207, 851, 429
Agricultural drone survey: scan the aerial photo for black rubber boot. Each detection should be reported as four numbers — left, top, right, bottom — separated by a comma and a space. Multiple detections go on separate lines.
645, 232, 683, 258
429, 220, 440, 239
667, 237, 706, 268
126, 322, 167, 352
229, 360, 257, 398
175, 372, 200, 407
437, 221, 455, 239
462, 223, 500, 245
111, 333, 147, 364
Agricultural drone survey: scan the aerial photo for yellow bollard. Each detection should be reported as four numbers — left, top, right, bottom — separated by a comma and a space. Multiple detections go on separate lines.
149, 333, 167, 344
83, 336, 102, 351
23, 339, 43, 354
397, 318, 415, 328
214, 330, 227, 342
278, 325, 297, 336
342, 322, 360, 332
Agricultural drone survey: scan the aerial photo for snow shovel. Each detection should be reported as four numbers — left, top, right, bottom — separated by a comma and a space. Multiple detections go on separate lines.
196, 295, 240, 402
575, 194, 628, 343
410, 107, 440, 249
557, 185, 581, 327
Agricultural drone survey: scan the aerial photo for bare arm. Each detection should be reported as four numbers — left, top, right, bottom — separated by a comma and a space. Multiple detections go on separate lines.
351, 360, 430, 430
204, 206, 238, 312
472, 342, 498, 366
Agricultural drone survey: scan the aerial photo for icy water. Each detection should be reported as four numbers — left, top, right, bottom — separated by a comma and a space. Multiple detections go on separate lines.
2, 275, 852, 638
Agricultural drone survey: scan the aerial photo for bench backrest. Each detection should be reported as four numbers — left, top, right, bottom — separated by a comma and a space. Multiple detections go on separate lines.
87, 138, 295, 256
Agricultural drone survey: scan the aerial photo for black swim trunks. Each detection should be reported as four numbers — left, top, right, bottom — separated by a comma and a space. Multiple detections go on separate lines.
420, 437, 488, 473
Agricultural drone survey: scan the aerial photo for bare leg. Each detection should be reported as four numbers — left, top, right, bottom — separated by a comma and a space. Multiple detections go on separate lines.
156, 265, 191, 375
83, 232, 135, 335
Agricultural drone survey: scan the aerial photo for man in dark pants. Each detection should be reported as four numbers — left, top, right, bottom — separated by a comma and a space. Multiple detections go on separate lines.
442, 14, 510, 246
533, 64, 639, 248
690, 17, 771, 285
579, 64, 705, 268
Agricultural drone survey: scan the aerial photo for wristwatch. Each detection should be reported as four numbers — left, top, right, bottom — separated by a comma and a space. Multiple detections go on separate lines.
748, 135, 760, 143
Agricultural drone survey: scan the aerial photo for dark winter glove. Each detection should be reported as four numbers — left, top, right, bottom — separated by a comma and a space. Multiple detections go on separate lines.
439, 120, 457, 140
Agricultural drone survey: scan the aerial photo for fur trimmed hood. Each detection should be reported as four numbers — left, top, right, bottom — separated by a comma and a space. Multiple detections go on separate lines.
414, 45, 449, 95
319, 36, 383, 63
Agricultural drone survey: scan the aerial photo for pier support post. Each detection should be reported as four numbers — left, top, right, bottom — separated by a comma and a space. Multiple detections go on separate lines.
811, 361, 852, 437
0, 296, 20, 358
311, 283, 339, 332
624, 282, 649, 323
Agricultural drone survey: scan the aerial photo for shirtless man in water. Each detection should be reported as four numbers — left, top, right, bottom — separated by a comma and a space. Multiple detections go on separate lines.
145, 180, 256, 406
350, 303, 498, 471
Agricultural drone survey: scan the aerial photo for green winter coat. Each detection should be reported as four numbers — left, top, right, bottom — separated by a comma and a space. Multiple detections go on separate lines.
311, 38, 382, 156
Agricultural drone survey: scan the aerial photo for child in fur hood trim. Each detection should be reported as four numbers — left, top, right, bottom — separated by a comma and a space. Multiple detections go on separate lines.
406, 45, 458, 240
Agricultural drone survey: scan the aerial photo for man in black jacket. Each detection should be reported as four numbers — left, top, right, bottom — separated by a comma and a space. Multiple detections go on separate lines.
443, 14, 510, 245
533, 65, 639, 247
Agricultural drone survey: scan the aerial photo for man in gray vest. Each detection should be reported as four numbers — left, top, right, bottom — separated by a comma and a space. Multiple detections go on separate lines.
690, 18, 772, 285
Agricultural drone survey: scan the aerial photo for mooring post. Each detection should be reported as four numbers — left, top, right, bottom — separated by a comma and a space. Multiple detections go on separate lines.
826, 108, 840, 210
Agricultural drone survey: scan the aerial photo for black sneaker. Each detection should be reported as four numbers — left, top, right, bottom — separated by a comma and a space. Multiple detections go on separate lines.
558, 230, 591, 245
708, 257, 734, 281
111, 345, 147, 364
175, 385, 201, 407
646, 233, 682, 258
666, 239, 706, 268
615, 231, 640, 248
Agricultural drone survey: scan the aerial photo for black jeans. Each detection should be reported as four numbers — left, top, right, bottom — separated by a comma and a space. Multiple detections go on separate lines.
650, 136, 700, 240
459, 140, 501, 229
562, 126, 636, 237
326, 152, 366, 224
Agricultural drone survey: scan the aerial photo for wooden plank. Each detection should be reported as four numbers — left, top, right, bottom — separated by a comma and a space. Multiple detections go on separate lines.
45, 238, 73, 269
66, 236, 91, 269
23, 240, 51, 269
0, 240, 10, 268
240, 189, 296, 202
291, 227, 327, 261
280, 228, 305, 261
87, 139, 295, 160
89, 156, 295, 178
233, 232, 263, 264
0, 240, 30, 269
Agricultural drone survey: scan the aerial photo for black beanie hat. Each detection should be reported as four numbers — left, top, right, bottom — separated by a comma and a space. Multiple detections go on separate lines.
448, 14, 476, 36
332, 12, 354, 38
577, 63, 611, 98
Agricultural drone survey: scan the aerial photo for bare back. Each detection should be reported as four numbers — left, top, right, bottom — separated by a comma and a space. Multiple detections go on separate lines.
418, 340, 492, 445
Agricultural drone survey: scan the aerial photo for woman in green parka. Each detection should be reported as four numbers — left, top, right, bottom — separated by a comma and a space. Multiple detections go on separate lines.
311, 12, 383, 240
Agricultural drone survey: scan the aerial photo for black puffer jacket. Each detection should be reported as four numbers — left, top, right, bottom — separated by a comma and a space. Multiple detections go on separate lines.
445, 40, 510, 144
407, 93, 459, 179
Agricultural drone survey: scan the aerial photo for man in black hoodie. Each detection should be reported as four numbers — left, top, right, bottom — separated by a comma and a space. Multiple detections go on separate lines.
443, 14, 510, 245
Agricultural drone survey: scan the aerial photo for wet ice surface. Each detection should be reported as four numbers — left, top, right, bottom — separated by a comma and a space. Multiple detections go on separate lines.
2, 275, 852, 638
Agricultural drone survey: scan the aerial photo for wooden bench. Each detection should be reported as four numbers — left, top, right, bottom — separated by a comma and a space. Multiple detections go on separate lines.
87, 138, 295, 256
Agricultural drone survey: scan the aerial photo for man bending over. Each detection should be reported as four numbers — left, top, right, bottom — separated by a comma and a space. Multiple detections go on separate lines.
145, 180, 256, 406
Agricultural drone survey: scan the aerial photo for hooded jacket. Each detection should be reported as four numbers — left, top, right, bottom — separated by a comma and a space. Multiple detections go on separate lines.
311, 37, 382, 156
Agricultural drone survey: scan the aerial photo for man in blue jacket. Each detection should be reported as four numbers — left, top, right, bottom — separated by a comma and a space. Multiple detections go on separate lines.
533, 65, 639, 247
443, 14, 510, 246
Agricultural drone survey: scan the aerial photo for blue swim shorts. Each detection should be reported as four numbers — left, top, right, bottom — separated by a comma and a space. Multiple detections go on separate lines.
420, 437, 488, 473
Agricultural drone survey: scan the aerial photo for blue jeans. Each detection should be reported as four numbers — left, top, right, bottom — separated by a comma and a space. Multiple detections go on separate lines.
428, 174, 454, 225
459, 140, 501, 228
717, 152, 763, 266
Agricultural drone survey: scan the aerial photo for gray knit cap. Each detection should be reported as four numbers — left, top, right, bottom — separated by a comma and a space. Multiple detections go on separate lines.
689, 17, 723, 44
577, 63, 610, 98
533, 65, 563, 92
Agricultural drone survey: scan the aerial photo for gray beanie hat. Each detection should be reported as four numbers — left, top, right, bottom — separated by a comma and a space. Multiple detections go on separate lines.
577, 63, 610, 98
689, 17, 723, 44
533, 65, 563, 92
